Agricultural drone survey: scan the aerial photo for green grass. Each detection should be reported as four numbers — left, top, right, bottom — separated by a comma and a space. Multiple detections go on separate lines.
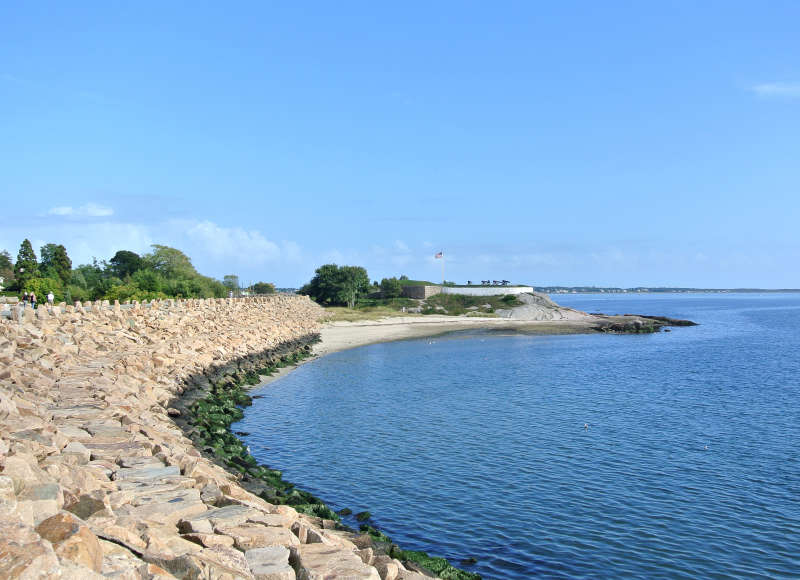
422, 293, 522, 316
320, 296, 422, 322
321, 306, 420, 322
356, 297, 417, 308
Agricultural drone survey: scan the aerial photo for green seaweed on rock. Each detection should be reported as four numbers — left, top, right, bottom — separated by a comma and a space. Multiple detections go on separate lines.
359, 524, 392, 543
391, 547, 481, 580
355, 510, 372, 522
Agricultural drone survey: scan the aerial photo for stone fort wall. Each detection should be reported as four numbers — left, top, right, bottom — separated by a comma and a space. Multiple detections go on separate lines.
0, 295, 419, 579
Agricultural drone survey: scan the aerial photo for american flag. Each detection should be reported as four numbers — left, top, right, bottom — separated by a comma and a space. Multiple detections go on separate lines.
434, 251, 443, 259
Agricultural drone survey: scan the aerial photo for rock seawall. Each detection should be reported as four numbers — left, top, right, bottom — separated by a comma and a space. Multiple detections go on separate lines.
0, 296, 425, 579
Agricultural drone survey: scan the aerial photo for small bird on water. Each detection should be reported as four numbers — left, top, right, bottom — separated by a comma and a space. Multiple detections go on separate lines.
584, 423, 589, 431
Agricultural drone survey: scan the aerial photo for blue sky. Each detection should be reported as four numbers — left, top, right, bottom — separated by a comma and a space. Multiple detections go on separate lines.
2, 1, 799, 288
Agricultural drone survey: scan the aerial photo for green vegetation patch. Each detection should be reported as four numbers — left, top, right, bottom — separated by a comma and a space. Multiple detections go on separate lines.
390, 546, 481, 580
1, 240, 278, 304
422, 293, 522, 316
187, 347, 339, 518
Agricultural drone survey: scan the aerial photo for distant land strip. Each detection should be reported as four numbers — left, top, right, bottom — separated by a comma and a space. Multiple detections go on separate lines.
535, 287, 800, 294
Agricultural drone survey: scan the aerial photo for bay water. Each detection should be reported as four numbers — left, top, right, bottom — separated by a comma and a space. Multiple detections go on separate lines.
234, 293, 800, 578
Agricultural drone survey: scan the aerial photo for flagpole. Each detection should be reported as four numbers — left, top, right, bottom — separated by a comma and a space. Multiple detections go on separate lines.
441, 252, 444, 285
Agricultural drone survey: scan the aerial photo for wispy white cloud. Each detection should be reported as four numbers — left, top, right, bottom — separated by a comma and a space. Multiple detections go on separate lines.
750, 82, 800, 98
48, 203, 114, 217
179, 220, 281, 263
2, 217, 304, 280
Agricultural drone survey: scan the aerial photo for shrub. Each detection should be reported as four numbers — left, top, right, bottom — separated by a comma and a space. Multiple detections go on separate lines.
380, 277, 403, 298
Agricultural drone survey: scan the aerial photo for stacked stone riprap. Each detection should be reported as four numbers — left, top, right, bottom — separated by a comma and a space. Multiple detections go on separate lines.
0, 296, 429, 579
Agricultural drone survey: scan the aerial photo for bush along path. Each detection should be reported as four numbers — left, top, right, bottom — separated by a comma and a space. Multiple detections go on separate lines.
180, 341, 482, 580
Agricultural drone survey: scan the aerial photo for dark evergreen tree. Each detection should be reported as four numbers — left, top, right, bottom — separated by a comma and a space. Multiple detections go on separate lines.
14, 239, 39, 289
40, 243, 72, 285
0, 250, 13, 285
109, 250, 143, 278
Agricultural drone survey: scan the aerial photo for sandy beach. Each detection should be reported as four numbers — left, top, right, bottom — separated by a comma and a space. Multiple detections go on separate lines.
253, 312, 602, 388
314, 315, 598, 357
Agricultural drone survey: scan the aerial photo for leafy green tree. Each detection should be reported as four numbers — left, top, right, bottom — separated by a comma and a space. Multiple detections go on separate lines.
144, 245, 198, 278
19, 243, 227, 302
24, 276, 64, 303
252, 282, 275, 295
14, 239, 39, 289
132, 269, 164, 293
0, 250, 13, 286
299, 264, 339, 305
40, 243, 72, 285
380, 277, 403, 298
337, 266, 370, 308
109, 250, 143, 278
299, 264, 370, 308
73, 261, 104, 288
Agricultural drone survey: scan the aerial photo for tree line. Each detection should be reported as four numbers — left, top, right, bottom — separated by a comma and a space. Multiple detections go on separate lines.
298, 264, 409, 308
0, 239, 274, 303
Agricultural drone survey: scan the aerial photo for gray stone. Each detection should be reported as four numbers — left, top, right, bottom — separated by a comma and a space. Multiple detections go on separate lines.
245, 546, 295, 580
217, 523, 300, 551
17, 482, 63, 525
65, 491, 111, 520
178, 516, 214, 535
296, 543, 380, 580
62, 440, 91, 464
181, 532, 236, 548
117, 488, 207, 525
373, 555, 400, 580
113, 465, 180, 481
0, 475, 17, 511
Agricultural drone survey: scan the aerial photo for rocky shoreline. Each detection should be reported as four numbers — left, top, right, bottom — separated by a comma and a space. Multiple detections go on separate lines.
0, 295, 440, 579
0, 294, 695, 579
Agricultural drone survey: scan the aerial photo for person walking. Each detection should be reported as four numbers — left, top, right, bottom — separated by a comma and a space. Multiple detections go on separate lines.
30, 292, 37, 309
47, 291, 55, 306
21, 291, 28, 309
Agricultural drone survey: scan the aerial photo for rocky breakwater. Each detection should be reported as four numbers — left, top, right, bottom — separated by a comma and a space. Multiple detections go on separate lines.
0, 295, 419, 579
496, 292, 697, 332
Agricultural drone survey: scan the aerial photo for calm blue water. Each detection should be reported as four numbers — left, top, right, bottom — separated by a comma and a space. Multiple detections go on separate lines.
235, 294, 800, 579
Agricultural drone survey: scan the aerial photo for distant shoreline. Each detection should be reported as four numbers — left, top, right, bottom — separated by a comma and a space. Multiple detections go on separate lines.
537, 288, 800, 294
